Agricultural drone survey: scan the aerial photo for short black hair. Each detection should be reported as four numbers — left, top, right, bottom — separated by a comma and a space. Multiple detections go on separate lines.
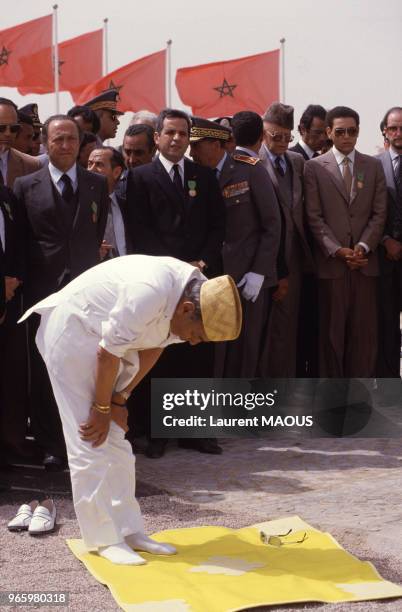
156, 108, 191, 135
231, 111, 263, 147
298, 104, 326, 133
0, 97, 17, 110
67, 105, 101, 134
93, 145, 126, 170
79, 131, 97, 152
17, 111, 34, 127
42, 114, 82, 144
326, 106, 360, 129
124, 123, 155, 151
381, 106, 402, 133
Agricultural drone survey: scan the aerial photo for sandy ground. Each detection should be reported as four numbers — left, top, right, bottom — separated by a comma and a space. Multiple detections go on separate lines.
1, 435, 402, 612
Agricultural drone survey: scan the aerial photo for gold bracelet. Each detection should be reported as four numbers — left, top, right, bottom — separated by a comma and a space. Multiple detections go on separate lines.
93, 402, 111, 414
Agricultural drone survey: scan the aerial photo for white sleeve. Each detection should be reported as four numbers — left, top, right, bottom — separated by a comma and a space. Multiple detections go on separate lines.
99, 283, 165, 358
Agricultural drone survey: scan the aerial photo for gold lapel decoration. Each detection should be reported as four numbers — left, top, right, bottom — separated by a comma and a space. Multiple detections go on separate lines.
91, 201, 98, 223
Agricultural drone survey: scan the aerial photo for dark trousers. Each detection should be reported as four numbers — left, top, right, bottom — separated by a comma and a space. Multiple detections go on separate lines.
128, 341, 214, 440
28, 314, 67, 458
0, 292, 29, 455
376, 248, 402, 377
318, 272, 378, 378
296, 273, 320, 377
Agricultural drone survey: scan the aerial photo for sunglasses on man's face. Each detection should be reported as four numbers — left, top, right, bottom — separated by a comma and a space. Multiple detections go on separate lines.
385, 125, 402, 134
265, 130, 294, 143
0, 124, 21, 134
333, 127, 358, 137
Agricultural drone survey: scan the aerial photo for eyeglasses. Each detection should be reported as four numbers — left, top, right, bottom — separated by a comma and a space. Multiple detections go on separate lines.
109, 113, 118, 121
0, 123, 21, 134
260, 529, 308, 547
333, 127, 358, 137
385, 125, 402, 134
265, 130, 294, 143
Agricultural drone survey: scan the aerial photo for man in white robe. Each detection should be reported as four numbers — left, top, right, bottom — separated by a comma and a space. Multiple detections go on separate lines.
20, 255, 241, 565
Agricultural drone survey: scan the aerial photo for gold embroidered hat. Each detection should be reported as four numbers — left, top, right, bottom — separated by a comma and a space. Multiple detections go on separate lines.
19, 103, 43, 128
190, 116, 231, 142
84, 88, 124, 115
200, 275, 242, 341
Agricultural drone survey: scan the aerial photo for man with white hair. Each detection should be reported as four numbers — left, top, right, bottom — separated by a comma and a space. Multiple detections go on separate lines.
130, 109, 158, 129
20, 255, 241, 565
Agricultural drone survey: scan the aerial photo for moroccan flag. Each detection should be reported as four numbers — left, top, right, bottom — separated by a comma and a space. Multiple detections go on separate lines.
0, 15, 52, 90
19, 29, 103, 99
77, 49, 166, 113
176, 49, 280, 117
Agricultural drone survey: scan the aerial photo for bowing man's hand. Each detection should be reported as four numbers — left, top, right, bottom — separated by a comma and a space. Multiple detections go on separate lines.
111, 404, 129, 432
79, 406, 111, 447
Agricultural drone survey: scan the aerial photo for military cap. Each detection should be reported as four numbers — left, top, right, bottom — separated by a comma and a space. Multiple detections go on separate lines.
17, 111, 34, 126
214, 116, 232, 130
262, 102, 294, 129
84, 88, 124, 115
190, 116, 231, 142
19, 103, 43, 127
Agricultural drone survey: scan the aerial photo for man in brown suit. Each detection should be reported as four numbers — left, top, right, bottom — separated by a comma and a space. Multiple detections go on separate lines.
304, 106, 387, 377
259, 103, 314, 377
0, 98, 41, 188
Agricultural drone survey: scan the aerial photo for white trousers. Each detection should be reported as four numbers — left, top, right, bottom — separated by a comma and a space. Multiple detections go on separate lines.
36, 308, 144, 550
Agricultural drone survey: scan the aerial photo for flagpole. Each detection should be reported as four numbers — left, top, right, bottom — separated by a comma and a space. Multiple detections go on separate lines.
53, 4, 59, 113
166, 39, 172, 106
280, 37, 286, 103
103, 18, 109, 76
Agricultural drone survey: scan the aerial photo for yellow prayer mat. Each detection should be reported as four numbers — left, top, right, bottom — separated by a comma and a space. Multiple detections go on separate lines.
67, 516, 402, 612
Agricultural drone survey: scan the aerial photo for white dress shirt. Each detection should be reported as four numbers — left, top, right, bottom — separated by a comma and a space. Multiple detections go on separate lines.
298, 139, 316, 160
158, 153, 185, 186
48, 162, 78, 195
110, 191, 127, 256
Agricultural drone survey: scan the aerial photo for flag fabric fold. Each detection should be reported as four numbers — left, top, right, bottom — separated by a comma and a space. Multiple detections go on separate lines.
176, 49, 280, 117
18, 29, 103, 99
77, 49, 166, 113
0, 15, 52, 90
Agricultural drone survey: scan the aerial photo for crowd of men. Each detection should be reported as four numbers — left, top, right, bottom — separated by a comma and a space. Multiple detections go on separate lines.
0, 88, 401, 467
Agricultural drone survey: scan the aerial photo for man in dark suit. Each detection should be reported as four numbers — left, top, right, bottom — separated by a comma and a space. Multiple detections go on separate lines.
289, 104, 327, 160
88, 146, 132, 257
14, 114, 109, 469
126, 108, 225, 457
190, 113, 281, 378
259, 103, 314, 377
0, 97, 41, 188
376, 106, 402, 378
305, 106, 387, 377
0, 183, 27, 464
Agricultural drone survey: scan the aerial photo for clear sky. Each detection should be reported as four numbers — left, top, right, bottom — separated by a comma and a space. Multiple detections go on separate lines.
0, 0, 401, 153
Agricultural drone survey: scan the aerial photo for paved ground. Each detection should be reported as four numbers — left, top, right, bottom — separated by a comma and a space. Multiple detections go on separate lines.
1, 432, 402, 612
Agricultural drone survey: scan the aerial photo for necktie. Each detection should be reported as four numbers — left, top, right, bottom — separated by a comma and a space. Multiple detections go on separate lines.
60, 173, 74, 202
395, 155, 402, 191
103, 197, 118, 257
342, 157, 352, 198
172, 164, 184, 196
0, 160, 4, 185
213, 167, 219, 178
274, 156, 285, 177
312, 152, 319, 159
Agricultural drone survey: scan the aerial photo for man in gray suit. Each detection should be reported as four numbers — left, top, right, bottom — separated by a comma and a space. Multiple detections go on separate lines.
190, 113, 281, 377
259, 103, 314, 377
305, 106, 387, 377
376, 106, 402, 378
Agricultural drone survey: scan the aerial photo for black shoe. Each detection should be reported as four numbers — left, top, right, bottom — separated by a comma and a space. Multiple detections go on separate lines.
178, 438, 223, 455
43, 454, 67, 472
145, 439, 167, 459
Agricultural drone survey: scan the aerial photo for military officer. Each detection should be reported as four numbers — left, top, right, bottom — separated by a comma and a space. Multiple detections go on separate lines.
190, 113, 282, 377
83, 89, 124, 142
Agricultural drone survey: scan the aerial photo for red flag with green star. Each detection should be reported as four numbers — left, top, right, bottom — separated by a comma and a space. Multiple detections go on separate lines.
176, 49, 280, 117
0, 15, 52, 90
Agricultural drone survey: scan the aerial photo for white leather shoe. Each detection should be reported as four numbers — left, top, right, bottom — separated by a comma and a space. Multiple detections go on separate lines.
28, 499, 56, 535
8, 500, 39, 531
